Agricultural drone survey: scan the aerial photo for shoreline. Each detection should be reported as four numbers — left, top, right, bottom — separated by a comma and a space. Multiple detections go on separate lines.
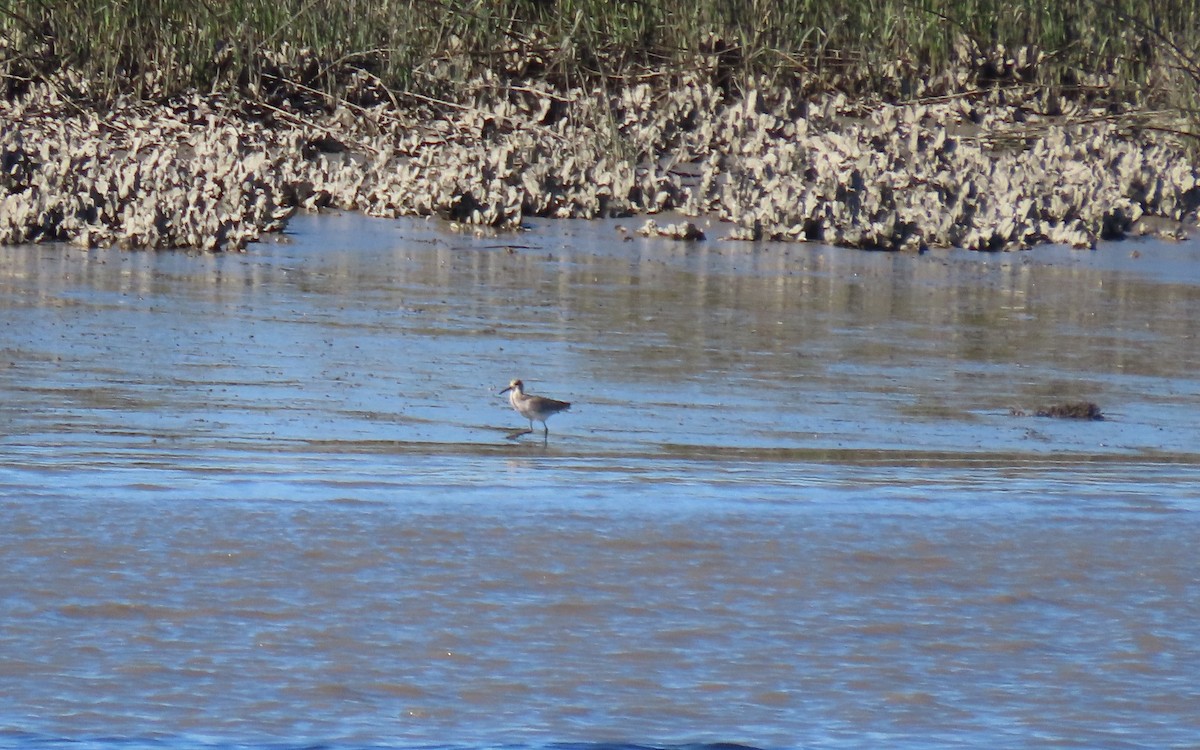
2, 73, 1198, 253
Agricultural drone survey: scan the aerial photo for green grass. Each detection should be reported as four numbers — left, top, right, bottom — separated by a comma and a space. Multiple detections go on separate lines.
1, 0, 1198, 114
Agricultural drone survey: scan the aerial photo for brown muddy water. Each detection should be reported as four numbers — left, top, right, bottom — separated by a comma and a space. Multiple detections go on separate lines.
1, 214, 1199, 750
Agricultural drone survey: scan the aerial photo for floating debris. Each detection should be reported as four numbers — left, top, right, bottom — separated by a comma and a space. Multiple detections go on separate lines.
636, 219, 706, 241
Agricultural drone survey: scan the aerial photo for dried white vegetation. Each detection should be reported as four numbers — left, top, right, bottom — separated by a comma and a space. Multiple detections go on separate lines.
2, 60, 1197, 251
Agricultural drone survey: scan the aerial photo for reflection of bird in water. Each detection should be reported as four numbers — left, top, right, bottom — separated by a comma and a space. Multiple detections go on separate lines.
500, 379, 571, 437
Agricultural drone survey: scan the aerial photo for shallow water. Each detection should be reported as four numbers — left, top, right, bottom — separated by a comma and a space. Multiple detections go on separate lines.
2, 215, 1199, 750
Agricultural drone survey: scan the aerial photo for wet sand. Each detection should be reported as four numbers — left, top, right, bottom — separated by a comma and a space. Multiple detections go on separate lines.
2, 214, 1199, 749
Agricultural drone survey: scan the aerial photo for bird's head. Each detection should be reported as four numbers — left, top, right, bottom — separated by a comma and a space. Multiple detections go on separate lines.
500, 379, 523, 395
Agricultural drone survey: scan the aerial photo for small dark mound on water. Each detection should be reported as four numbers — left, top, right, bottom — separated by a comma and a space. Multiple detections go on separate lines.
1035, 401, 1105, 420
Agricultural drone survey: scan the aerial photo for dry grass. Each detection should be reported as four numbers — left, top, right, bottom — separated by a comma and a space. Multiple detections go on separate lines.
0, 0, 1197, 124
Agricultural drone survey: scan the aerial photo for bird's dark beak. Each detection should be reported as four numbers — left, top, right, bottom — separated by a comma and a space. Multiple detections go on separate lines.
499, 386, 512, 395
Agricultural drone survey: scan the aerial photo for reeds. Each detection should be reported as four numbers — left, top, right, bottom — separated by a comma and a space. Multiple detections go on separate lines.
1, 0, 1198, 109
